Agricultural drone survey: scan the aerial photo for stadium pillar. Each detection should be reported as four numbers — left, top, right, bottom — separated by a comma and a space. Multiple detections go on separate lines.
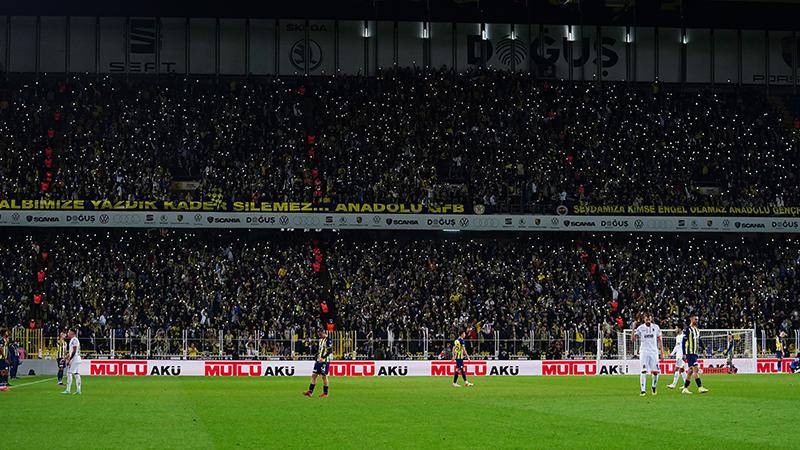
155, 17, 161, 77
793, 31, 797, 93
765, 30, 770, 94
244, 18, 250, 75
737, 29, 742, 87
393, 21, 398, 66
185, 18, 190, 76
215, 18, 220, 78
95, 17, 100, 78
65, 16, 70, 77
710, 28, 715, 87
35, 16, 40, 76
125, 17, 130, 78
304, 19, 309, 75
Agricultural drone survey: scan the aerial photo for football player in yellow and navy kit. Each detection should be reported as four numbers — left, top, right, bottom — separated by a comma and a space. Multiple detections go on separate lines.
681, 314, 709, 394
775, 331, 787, 373
452, 331, 473, 387
303, 329, 333, 398
57, 332, 67, 385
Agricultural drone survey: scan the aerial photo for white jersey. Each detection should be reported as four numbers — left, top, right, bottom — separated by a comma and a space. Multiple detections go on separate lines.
635, 323, 662, 356
68, 337, 82, 364
671, 333, 684, 359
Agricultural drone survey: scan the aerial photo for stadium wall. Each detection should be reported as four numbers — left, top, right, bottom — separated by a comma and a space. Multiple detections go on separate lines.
17, 358, 788, 377
0, 18, 797, 85
1, 211, 799, 233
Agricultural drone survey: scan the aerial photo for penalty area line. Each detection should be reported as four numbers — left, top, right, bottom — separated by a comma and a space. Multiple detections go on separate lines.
7, 377, 58, 389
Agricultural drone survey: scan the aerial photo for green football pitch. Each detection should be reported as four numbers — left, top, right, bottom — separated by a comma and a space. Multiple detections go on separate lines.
5, 374, 798, 449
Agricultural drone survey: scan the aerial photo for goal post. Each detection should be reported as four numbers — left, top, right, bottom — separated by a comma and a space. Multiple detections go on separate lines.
619, 328, 755, 360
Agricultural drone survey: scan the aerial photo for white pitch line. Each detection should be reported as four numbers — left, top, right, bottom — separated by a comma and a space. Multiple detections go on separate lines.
7, 377, 57, 389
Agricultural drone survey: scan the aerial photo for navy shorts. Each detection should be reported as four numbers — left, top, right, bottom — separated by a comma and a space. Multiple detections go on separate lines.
313, 361, 329, 376
686, 354, 699, 367
455, 359, 464, 369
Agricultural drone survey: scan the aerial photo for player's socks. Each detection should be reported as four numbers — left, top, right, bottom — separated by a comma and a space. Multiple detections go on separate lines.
308, 383, 315, 393
66, 373, 73, 393
681, 371, 687, 382
75, 374, 81, 393
683, 378, 691, 389
639, 373, 646, 392
695, 378, 702, 388
461, 372, 467, 382
672, 370, 681, 386
323, 386, 328, 395
453, 373, 459, 384
652, 374, 658, 391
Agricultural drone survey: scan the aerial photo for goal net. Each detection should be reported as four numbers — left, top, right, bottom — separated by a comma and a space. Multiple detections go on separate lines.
618, 328, 755, 360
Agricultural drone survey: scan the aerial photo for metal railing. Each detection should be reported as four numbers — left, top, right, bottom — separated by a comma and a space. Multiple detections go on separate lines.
13, 326, 797, 361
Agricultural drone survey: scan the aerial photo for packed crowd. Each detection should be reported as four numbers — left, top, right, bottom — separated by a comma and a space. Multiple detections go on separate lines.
1, 231, 798, 351
1, 70, 799, 211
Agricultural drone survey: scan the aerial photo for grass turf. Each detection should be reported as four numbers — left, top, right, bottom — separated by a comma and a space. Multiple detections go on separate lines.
5, 374, 798, 449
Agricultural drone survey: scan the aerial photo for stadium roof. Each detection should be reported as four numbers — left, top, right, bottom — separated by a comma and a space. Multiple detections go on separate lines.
1, 0, 799, 30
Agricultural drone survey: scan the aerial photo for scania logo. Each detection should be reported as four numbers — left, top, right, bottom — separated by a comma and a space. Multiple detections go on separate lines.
564, 220, 596, 227
27, 216, 60, 223
99, 214, 109, 224
388, 219, 419, 226
208, 217, 242, 224
734, 222, 765, 229
279, 215, 289, 225
459, 217, 469, 227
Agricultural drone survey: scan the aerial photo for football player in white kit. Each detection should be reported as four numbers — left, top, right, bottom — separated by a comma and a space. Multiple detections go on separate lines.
632, 313, 664, 396
61, 329, 82, 395
667, 327, 688, 389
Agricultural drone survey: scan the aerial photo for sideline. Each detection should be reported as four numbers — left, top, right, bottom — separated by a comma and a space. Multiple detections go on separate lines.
7, 377, 58, 389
